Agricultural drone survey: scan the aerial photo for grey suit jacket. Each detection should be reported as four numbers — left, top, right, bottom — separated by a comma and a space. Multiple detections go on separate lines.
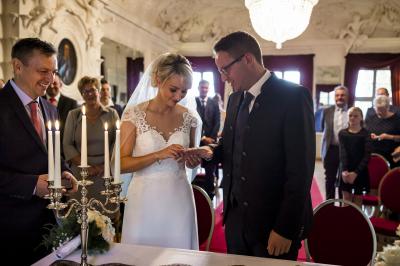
321, 105, 336, 161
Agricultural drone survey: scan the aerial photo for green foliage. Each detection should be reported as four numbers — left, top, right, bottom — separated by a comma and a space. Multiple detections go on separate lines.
41, 212, 111, 254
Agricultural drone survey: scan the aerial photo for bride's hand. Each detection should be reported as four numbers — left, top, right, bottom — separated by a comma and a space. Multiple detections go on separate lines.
185, 146, 213, 160
155, 144, 184, 161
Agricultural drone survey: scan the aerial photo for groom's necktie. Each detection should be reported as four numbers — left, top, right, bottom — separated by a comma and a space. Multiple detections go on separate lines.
235, 92, 254, 140
28, 101, 44, 142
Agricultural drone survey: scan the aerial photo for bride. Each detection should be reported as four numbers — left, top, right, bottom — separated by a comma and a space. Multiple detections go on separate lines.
119, 53, 209, 250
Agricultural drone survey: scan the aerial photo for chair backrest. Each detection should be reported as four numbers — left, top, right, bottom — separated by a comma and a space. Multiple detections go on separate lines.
378, 167, 400, 213
368, 153, 390, 189
305, 199, 376, 266
192, 185, 214, 251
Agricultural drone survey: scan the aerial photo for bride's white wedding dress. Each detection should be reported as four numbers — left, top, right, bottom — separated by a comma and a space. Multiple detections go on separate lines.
121, 102, 199, 250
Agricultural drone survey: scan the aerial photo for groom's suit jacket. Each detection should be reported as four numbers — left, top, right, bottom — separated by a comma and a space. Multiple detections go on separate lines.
0, 81, 69, 264
214, 73, 315, 242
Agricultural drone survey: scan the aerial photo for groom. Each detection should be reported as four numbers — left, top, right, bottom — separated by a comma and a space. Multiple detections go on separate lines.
204, 31, 315, 260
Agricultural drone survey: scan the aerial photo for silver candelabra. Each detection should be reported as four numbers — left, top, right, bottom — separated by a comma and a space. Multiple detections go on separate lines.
46, 166, 126, 266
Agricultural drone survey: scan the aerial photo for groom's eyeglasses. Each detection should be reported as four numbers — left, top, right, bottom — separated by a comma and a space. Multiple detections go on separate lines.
218, 54, 245, 76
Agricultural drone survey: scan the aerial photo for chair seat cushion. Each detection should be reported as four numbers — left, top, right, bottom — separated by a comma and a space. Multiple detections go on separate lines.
370, 217, 399, 235
362, 194, 379, 206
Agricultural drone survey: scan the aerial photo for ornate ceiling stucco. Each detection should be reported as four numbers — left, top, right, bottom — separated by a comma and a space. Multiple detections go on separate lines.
111, 0, 400, 50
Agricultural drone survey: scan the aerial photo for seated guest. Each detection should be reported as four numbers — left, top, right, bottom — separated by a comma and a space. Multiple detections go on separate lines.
339, 107, 372, 207
365, 95, 400, 167
44, 72, 78, 155
63, 76, 119, 207
365, 87, 400, 121
0, 37, 77, 266
100, 79, 124, 117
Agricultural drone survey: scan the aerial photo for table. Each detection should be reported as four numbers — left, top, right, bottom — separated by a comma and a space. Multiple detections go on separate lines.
33, 243, 333, 266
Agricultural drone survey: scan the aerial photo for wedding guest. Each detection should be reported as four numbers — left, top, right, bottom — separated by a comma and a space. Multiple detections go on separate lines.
44, 72, 78, 154
213, 92, 226, 136
339, 107, 372, 207
321, 85, 349, 199
195, 79, 220, 199
63, 76, 119, 206
365, 95, 400, 167
198, 31, 314, 260
365, 87, 400, 121
0, 38, 77, 265
100, 79, 124, 118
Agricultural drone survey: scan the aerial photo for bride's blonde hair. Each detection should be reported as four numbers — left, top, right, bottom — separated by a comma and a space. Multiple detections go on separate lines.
150, 53, 193, 89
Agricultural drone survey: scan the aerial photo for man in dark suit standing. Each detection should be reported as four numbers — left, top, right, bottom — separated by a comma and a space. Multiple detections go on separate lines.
203, 31, 314, 260
45, 72, 78, 150
321, 86, 348, 200
100, 79, 124, 118
195, 80, 220, 199
0, 38, 77, 265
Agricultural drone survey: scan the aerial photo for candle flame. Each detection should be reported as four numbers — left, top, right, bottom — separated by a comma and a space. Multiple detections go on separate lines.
116, 120, 120, 129
104, 122, 108, 130
55, 120, 60, 130
47, 121, 52, 130
82, 105, 86, 115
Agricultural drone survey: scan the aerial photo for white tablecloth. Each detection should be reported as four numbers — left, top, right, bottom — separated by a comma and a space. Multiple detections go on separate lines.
33, 243, 333, 266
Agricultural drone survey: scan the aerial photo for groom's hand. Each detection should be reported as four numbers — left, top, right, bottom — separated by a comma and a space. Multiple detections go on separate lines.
267, 230, 292, 257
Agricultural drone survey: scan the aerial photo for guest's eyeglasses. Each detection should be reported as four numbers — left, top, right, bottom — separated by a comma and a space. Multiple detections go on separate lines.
81, 88, 98, 96
218, 54, 245, 76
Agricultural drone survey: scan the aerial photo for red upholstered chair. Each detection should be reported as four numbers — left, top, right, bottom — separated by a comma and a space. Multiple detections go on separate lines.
192, 185, 215, 251
363, 153, 390, 216
305, 199, 377, 266
370, 167, 400, 250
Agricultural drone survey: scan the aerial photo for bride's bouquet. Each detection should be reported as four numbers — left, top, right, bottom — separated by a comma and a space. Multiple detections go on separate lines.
41, 210, 115, 257
375, 225, 400, 266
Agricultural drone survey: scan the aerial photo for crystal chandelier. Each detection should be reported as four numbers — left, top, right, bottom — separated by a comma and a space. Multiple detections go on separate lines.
245, 0, 319, 49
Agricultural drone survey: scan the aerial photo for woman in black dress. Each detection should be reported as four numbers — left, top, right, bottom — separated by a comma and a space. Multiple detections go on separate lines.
339, 107, 372, 207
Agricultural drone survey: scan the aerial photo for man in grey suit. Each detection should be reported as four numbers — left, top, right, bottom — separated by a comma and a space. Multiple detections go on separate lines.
321, 85, 349, 199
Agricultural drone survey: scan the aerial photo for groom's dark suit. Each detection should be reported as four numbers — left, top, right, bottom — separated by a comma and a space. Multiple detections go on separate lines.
213, 73, 315, 259
0, 81, 69, 265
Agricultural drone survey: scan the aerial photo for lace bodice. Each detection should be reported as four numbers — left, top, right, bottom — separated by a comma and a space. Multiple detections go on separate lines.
121, 102, 198, 178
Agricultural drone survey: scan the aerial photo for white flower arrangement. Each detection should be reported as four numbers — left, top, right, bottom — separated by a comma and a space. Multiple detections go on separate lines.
375, 225, 400, 266
87, 210, 115, 244
42, 209, 115, 256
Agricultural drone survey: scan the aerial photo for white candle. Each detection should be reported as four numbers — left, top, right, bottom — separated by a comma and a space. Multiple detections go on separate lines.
81, 106, 88, 167
104, 122, 110, 179
113, 120, 120, 183
54, 120, 61, 188
47, 121, 54, 182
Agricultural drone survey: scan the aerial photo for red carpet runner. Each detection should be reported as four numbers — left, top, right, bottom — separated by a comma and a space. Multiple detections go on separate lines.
200, 177, 324, 261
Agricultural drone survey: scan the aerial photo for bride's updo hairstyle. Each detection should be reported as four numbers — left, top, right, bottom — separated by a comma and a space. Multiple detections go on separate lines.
150, 53, 193, 89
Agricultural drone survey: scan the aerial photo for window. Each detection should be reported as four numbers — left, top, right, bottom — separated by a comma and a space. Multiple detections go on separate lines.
319, 91, 335, 106
274, 70, 301, 84
188, 71, 215, 98
354, 69, 391, 116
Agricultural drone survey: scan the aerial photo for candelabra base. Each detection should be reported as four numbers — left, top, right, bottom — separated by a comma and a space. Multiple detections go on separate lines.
50, 260, 133, 266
